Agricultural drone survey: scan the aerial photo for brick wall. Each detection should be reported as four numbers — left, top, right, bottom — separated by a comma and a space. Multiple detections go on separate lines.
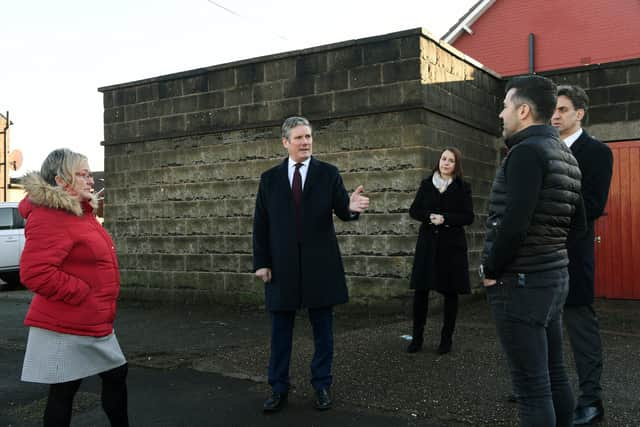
452, 0, 640, 77
99, 28, 502, 310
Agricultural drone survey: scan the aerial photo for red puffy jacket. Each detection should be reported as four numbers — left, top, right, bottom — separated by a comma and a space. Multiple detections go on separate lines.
19, 173, 120, 337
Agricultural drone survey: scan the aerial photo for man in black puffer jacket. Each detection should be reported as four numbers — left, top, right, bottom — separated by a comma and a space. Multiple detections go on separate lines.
481, 75, 587, 427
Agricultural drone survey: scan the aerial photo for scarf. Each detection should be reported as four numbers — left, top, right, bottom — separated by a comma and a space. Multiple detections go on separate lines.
432, 171, 452, 194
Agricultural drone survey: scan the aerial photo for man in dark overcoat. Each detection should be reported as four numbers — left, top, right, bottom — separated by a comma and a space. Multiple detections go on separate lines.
552, 85, 613, 425
253, 116, 369, 412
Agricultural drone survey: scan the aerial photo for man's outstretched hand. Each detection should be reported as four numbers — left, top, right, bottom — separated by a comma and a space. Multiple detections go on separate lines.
349, 185, 370, 213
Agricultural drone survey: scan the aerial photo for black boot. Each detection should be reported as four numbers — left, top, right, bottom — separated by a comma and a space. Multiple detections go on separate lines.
436, 333, 452, 354
406, 330, 424, 353
407, 290, 427, 353
437, 292, 458, 355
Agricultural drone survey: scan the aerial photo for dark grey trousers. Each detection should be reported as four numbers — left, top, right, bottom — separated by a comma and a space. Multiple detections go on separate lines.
487, 269, 574, 427
563, 304, 603, 408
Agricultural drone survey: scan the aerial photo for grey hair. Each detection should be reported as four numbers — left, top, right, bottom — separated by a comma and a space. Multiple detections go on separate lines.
40, 148, 88, 187
281, 116, 311, 140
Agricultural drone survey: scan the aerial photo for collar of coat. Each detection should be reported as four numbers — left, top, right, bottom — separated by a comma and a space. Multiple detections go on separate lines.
504, 124, 560, 150
569, 128, 593, 156
22, 172, 97, 216
279, 156, 320, 193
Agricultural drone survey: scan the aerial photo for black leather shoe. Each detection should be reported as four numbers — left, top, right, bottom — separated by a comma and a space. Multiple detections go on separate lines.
314, 388, 332, 410
436, 338, 452, 355
263, 391, 287, 413
573, 401, 604, 425
406, 338, 423, 353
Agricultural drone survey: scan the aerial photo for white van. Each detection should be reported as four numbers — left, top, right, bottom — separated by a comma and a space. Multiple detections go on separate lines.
0, 202, 25, 289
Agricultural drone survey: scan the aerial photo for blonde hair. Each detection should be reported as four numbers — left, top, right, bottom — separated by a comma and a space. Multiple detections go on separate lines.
40, 148, 89, 187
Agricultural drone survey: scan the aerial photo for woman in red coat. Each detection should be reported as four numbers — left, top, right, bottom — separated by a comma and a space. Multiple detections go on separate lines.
406, 147, 474, 354
19, 148, 129, 427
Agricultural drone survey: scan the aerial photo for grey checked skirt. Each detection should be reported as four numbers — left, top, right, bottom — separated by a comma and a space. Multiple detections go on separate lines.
21, 327, 126, 384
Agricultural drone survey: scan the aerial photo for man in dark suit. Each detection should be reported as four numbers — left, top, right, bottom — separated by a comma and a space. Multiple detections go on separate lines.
253, 116, 369, 413
552, 85, 613, 425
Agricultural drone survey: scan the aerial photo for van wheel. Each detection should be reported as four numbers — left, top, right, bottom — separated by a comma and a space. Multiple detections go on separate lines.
0, 272, 23, 290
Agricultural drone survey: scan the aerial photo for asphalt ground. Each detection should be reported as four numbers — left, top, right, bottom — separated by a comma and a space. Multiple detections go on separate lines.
1, 290, 638, 426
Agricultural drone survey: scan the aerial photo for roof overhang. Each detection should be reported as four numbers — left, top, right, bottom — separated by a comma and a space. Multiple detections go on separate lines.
442, 0, 496, 44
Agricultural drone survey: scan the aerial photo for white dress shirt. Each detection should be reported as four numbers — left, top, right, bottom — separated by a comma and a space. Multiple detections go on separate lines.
287, 157, 310, 189
563, 128, 583, 149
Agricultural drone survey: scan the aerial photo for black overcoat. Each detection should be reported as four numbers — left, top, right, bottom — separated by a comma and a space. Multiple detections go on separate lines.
253, 157, 356, 311
409, 175, 474, 293
566, 130, 613, 306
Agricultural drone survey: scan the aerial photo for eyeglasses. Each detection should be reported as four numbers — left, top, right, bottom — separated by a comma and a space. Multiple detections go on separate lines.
74, 172, 93, 180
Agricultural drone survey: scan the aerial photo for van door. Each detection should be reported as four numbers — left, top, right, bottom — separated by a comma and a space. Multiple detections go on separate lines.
0, 206, 20, 269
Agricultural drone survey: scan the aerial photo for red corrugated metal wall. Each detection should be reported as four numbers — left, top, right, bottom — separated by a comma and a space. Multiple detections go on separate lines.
452, 0, 640, 76
594, 141, 640, 300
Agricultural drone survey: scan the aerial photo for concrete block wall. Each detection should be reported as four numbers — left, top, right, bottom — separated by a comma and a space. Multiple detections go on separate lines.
99, 28, 502, 310
542, 58, 640, 141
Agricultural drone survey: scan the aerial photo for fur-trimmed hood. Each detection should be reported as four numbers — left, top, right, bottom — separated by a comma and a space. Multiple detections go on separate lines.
19, 172, 98, 217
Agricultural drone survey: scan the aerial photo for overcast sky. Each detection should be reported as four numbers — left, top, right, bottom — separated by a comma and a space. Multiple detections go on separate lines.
1, 0, 476, 175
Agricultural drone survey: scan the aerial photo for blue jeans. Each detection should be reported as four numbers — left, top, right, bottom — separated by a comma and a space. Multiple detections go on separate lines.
268, 307, 333, 393
486, 268, 574, 427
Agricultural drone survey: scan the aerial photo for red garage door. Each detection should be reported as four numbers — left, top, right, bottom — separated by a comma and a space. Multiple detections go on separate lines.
594, 141, 640, 299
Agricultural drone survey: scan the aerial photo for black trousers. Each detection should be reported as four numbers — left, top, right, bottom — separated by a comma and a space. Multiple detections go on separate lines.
412, 289, 458, 340
44, 363, 129, 427
564, 304, 604, 408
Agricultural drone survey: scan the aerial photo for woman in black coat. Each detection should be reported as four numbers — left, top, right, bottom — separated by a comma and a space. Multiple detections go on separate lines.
406, 147, 474, 354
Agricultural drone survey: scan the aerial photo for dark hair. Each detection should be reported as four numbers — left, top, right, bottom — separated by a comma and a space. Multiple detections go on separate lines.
432, 147, 464, 179
505, 75, 557, 123
557, 85, 589, 111
281, 116, 312, 140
